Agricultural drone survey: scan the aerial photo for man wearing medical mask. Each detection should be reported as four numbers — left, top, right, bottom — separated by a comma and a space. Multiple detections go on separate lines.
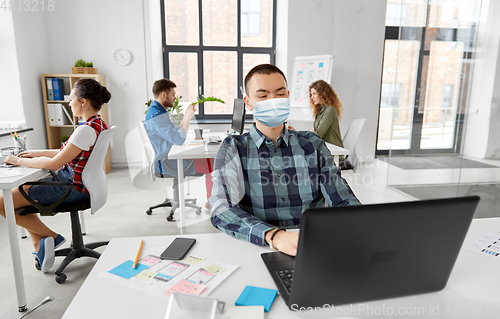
209, 64, 361, 256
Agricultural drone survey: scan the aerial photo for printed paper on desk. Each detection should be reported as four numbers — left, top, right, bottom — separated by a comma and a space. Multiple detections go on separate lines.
100, 245, 239, 298
187, 269, 215, 285
140, 255, 161, 266
136, 270, 158, 281
464, 230, 500, 261
165, 279, 206, 297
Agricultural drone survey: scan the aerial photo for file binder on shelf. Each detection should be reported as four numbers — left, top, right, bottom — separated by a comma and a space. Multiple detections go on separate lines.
52, 78, 65, 101
50, 103, 73, 126
48, 103, 56, 126
46, 78, 54, 100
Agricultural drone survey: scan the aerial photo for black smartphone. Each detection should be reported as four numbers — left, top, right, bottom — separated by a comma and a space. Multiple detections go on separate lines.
160, 237, 196, 260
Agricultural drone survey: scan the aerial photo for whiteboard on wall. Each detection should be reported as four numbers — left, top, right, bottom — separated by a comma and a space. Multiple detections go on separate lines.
290, 55, 333, 108
288, 55, 333, 127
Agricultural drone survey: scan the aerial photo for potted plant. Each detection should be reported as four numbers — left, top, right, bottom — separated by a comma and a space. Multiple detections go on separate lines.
72, 59, 98, 74
144, 96, 225, 126
61, 135, 70, 146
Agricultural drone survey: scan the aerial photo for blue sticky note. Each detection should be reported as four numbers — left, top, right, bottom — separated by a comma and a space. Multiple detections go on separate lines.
108, 260, 148, 279
235, 286, 277, 312
319, 62, 324, 68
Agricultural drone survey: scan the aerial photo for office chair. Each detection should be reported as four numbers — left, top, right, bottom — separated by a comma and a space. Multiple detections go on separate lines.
17, 126, 116, 284
138, 121, 202, 221
339, 118, 366, 172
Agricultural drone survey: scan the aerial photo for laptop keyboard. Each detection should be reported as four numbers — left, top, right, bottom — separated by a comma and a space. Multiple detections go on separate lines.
276, 269, 294, 293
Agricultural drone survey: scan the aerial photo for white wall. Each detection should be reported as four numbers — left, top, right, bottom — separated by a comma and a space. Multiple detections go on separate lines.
330, 0, 386, 162
463, 0, 500, 159
42, 0, 149, 166
285, 0, 334, 80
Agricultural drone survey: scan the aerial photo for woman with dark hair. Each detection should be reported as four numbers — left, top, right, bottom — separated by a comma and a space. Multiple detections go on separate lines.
1, 78, 111, 273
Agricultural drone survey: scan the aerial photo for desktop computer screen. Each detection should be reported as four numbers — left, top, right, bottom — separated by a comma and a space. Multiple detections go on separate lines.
231, 98, 246, 135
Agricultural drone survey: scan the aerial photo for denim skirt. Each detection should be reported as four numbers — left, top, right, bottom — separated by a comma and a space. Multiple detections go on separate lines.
27, 166, 90, 205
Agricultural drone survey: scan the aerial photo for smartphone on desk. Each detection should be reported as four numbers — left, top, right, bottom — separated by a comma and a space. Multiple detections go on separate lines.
160, 237, 196, 260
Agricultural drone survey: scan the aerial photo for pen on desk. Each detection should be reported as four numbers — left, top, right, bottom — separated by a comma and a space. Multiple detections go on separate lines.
133, 240, 144, 269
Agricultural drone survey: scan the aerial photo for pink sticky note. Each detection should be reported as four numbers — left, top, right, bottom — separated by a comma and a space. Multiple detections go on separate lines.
301, 63, 306, 68
165, 279, 206, 297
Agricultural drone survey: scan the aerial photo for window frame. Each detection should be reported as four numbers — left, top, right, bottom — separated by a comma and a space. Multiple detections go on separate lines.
160, 0, 277, 120
376, 24, 474, 156
241, 0, 262, 36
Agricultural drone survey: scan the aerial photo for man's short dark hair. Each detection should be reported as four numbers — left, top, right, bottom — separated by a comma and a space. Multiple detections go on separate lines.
153, 79, 176, 98
244, 64, 287, 95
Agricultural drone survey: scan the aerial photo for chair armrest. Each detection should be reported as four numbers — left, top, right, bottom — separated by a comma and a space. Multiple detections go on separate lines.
161, 158, 195, 176
18, 181, 73, 216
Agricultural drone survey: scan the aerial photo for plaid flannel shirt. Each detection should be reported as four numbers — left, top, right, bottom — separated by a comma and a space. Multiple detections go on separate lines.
209, 124, 361, 246
60, 115, 108, 193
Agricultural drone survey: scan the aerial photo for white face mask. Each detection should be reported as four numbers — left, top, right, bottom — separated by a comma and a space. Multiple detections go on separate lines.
250, 98, 290, 128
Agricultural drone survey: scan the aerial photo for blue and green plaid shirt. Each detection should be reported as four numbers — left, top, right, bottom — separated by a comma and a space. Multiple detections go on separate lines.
209, 124, 361, 246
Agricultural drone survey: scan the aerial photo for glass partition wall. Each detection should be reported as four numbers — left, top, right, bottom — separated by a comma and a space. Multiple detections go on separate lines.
377, 0, 500, 218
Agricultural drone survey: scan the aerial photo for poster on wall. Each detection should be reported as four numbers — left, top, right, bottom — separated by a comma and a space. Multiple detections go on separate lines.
290, 55, 333, 108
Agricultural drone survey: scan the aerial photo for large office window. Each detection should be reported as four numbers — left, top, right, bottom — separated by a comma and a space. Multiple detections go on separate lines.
376, 0, 480, 154
161, 0, 276, 119
0, 11, 26, 132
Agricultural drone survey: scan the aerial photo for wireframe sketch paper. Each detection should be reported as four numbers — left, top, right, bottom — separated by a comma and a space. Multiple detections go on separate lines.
463, 230, 500, 260
100, 246, 239, 297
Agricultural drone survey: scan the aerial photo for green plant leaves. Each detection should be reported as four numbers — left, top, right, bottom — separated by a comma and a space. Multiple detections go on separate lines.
74, 59, 93, 67
193, 96, 225, 105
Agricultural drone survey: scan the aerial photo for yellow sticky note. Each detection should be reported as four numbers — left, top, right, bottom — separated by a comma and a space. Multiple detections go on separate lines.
135, 270, 157, 281
183, 255, 205, 264
204, 264, 226, 275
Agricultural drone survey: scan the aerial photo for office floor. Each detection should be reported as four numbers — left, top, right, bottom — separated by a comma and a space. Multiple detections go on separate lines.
1, 158, 497, 318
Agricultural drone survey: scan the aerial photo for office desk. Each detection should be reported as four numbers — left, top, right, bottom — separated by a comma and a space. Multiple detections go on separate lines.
168, 133, 222, 229
1, 167, 48, 311
63, 218, 500, 318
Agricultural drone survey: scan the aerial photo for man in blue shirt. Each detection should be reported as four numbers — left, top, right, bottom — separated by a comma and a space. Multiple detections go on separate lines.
209, 64, 361, 256
145, 79, 197, 177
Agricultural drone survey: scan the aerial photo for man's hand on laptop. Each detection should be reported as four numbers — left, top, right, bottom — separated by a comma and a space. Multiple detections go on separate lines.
265, 229, 299, 256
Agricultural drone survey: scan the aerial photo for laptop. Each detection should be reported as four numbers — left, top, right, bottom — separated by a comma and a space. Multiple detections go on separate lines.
262, 196, 480, 309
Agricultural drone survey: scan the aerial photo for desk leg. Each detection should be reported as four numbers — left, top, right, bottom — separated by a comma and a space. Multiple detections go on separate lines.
177, 159, 185, 234
3, 189, 28, 312
333, 155, 339, 167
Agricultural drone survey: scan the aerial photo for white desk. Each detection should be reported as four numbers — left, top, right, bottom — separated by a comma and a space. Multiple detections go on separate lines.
168, 133, 222, 229
0, 167, 48, 312
63, 218, 500, 318
169, 134, 351, 229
